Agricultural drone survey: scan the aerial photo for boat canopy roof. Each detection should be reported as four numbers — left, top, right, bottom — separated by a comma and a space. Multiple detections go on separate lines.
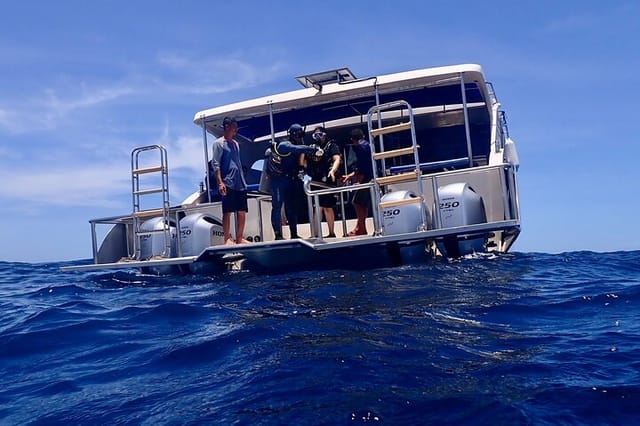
193, 63, 492, 142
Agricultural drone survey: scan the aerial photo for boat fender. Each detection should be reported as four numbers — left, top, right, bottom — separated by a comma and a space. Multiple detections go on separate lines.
504, 137, 520, 171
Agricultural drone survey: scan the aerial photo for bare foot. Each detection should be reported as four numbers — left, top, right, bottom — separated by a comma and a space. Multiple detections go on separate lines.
224, 238, 235, 245
236, 238, 251, 244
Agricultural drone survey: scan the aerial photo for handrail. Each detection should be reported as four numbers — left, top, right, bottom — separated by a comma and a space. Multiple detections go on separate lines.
300, 163, 519, 237
302, 176, 376, 240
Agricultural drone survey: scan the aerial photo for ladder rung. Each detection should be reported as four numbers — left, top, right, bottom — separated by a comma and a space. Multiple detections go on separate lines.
375, 170, 419, 185
370, 122, 412, 137
133, 208, 166, 218
373, 146, 418, 160
134, 187, 165, 195
132, 166, 165, 175
379, 196, 422, 209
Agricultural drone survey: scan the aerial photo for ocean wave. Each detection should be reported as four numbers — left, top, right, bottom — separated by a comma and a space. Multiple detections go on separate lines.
1, 251, 640, 423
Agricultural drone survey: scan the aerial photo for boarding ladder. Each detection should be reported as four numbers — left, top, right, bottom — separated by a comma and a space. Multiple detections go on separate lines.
366, 100, 429, 235
130, 145, 171, 259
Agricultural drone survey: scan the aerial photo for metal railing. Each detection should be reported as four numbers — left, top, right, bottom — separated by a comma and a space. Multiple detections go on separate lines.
301, 163, 520, 243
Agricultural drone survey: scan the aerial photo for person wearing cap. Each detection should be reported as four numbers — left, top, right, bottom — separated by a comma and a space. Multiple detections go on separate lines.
340, 127, 372, 236
304, 126, 342, 238
266, 123, 323, 240
211, 117, 249, 245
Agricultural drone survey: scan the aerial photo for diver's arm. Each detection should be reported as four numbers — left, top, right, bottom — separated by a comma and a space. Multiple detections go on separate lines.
277, 141, 317, 155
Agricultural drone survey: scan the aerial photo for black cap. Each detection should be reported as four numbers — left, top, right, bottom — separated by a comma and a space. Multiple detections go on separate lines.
222, 117, 237, 128
288, 123, 305, 139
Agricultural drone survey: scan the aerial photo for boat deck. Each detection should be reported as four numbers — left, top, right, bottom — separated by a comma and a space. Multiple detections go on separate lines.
61, 220, 519, 273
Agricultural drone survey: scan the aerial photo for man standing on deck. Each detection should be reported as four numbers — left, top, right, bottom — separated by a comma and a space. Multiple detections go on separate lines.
267, 123, 324, 240
211, 117, 249, 245
341, 127, 373, 236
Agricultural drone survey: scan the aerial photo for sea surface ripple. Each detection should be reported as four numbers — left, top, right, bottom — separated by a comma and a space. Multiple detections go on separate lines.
1, 251, 640, 424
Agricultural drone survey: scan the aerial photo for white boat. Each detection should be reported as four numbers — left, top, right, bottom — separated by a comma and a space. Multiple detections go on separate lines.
62, 63, 521, 274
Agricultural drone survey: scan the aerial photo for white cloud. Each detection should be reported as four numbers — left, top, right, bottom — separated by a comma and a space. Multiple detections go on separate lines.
0, 108, 26, 134
0, 84, 136, 135
0, 130, 204, 209
167, 134, 207, 173
141, 118, 205, 174
0, 53, 286, 135
0, 162, 130, 208
0, 52, 285, 211
144, 123, 210, 198
43, 84, 134, 117
156, 52, 286, 95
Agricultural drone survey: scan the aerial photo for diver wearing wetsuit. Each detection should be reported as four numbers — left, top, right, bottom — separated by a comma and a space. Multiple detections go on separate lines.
267, 123, 323, 240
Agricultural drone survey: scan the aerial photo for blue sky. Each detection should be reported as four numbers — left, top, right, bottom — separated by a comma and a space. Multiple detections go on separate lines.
1, 0, 638, 262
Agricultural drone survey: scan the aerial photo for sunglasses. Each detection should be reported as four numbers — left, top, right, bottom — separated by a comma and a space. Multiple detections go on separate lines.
312, 132, 326, 141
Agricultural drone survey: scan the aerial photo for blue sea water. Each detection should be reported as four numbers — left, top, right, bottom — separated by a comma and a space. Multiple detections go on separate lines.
1, 251, 640, 425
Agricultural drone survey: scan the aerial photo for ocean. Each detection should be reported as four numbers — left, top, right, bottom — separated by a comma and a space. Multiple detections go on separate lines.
1, 251, 639, 425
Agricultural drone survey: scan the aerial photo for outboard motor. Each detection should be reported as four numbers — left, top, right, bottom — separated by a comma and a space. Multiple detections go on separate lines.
179, 213, 226, 274
139, 217, 177, 259
436, 182, 487, 257
179, 213, 225, 256
139, 217, 178, 275
381, 190, 429, 235
380, 190, 431, 264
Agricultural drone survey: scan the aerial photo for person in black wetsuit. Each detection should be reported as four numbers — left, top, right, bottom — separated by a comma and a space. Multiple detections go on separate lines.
266, 123, 323, 240
304, 126, 342, 237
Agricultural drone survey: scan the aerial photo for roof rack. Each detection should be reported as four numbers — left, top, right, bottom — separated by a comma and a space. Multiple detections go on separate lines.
295, 67, 357, 90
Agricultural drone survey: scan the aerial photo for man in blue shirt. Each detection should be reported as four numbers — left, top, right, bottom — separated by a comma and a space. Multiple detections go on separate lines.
211, 117, 249, 245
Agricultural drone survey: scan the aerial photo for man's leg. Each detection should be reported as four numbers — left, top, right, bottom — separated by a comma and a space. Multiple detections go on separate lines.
283, 182, 298, 238
355, 203, 368, 234
323, 207, 336, 237
235, 210, 248, 244
222, 212, 234, 244
348, 203, 368, 236
270, 178, 284, 239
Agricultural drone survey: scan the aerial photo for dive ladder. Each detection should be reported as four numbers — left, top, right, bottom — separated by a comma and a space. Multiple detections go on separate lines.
130, 145, 171, 259
366, 100, 429, 235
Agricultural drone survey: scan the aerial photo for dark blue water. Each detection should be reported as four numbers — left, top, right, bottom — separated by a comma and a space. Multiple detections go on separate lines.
1, 251, 640, 425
